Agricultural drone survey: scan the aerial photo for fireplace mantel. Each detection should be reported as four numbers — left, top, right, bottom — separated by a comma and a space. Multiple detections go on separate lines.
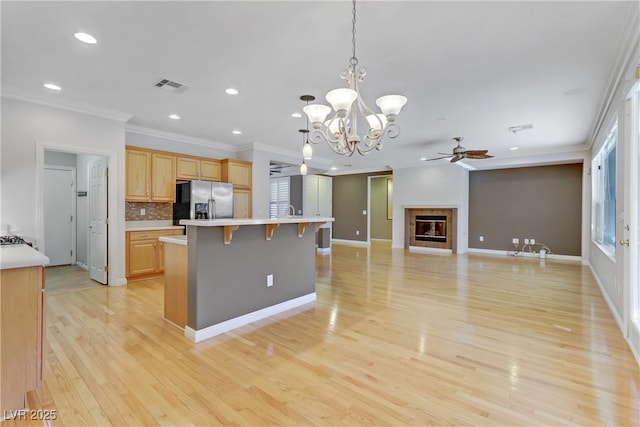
404, 208, 457, 253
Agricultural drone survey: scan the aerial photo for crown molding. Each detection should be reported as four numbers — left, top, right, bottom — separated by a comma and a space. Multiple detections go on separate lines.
1, 88, 133, 122
125, 124, 236, 152
588, 1, 640, 148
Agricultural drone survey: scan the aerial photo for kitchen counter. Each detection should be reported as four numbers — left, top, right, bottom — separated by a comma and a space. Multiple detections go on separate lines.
180, 217, 333, 227
0, 244, 50, 270
126, 220, 184, 232
171, 216, 333, 342
159, 235, 187, 246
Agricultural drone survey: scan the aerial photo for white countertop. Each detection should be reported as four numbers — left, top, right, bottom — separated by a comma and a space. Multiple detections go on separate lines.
159, 235, 188, 246
179, 217, 334, 227
126, 220, 184, 232
0, 244, 50, 270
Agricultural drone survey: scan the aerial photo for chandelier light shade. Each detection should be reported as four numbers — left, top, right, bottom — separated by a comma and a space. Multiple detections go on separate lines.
300, 160, 308, 176
303, 0, 407, 156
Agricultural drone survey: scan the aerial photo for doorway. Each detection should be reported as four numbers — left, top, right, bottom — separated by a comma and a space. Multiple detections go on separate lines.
42, 149, 108, 290
367, 175, 393, 243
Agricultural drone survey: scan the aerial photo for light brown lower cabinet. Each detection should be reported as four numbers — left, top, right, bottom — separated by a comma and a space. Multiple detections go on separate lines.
126, 229, 184, 278
0, 266, 45, 414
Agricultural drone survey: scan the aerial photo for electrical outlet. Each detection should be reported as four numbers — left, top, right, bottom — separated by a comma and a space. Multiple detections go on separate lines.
266, 274, 273, 287
356, 230, 360, 236
524, 238, 530, 245
479, 236, 484, 242
530, 238, 536, 245
362, 210, 367, 215
512, 238, 519, 245
140, 208, 146, 216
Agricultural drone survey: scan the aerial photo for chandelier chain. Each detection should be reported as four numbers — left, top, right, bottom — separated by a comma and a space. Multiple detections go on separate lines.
350, 0, 358, 66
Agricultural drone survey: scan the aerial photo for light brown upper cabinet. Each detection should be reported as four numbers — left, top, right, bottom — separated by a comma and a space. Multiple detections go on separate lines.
233, 188, 252, 219
176, 156, 221, 181
125, 147, 176, 202
221, 159, 252, 188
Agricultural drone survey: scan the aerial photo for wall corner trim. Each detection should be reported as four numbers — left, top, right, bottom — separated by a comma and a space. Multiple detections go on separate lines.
586, 262, 625, 337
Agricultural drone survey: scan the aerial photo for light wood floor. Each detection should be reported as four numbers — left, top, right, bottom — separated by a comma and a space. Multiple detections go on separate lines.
4, 242, 639, 426
45, 265, 103, 295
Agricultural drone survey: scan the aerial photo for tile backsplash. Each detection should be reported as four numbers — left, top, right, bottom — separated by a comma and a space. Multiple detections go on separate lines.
126, 202, 172, 221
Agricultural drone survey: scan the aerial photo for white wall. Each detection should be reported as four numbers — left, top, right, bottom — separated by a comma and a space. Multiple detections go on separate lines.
588, 11, 639, 347
392, 164, 469, 252
1, 97, 127, 285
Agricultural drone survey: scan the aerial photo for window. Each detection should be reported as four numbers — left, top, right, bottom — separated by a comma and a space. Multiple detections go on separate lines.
592, 120, 617, 253
270, 177, 290, 218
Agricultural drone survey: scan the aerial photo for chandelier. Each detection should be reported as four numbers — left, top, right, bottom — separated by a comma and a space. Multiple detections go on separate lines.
303, 0, 407, 156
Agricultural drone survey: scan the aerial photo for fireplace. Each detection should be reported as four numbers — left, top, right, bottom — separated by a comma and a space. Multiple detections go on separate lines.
405, 208, 456, 251
415, 215, 447, 242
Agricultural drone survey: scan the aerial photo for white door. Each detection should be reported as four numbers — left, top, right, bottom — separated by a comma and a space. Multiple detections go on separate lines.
43, 167, 75, 266
627, 85, 640, 354
88, 158, 108, 284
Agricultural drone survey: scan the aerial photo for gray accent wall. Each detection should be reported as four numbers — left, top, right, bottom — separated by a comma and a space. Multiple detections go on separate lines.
187, 223, 316, 330
290, 175, 303, 215
468, 163, 583, 255
332, 171, 391, 241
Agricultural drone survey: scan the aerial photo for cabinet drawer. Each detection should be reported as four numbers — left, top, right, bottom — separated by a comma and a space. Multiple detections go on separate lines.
128, 229, 184, 241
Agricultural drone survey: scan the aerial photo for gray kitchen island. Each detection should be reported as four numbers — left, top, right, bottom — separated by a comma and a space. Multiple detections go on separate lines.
164, 217, 332, 343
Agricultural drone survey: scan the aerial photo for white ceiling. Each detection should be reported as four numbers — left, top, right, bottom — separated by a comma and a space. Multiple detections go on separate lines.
1, 1, 635, 173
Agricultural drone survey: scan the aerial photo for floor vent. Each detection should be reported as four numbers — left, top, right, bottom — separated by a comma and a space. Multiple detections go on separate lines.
154, 78, 190, 93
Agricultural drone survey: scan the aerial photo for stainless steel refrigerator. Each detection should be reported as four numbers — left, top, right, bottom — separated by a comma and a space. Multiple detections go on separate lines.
173, 181, 234, 223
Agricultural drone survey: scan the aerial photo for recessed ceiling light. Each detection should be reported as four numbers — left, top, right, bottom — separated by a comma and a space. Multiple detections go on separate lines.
291, 113, 302, 118
74, 32, 97, 44
232, 130, 242, 135
510, 147, 519, 151
168, 114, 180, 120
420, 157, 428, 161
43, 83, 62, 91
330, 166, 338, 170
225, 88, 239, 95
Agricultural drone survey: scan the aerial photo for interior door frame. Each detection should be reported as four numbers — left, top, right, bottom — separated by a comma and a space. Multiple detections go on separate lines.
43, 165, 77, 265
36, 142, 114, 284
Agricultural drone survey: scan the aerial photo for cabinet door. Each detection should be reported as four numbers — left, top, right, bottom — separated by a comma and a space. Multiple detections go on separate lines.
233, 188, 252, 218
151, 153, 176, 202
303, 175, 319, 216
176, 156, 200, 180
200, 159, 221, 181
126, 149, 150, 201
223, 160, 252, 187
128, 240, 157, 276
157, 241, 165, 272
317, 176, 333, 217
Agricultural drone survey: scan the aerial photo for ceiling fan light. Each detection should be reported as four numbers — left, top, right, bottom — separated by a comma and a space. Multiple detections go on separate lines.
376, 94, 407, 116
303, 141, 313, 160
365, 114, 387, 131
326, 88, 357, 114
303, 104, 331, 126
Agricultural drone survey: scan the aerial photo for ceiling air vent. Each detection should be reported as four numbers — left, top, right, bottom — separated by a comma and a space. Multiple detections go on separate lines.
154, 78, 190, 94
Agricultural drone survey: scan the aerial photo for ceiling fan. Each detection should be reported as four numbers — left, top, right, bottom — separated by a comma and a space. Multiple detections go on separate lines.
426, 137, 494, 163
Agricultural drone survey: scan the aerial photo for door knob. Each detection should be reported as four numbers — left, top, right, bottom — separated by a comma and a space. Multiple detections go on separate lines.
620, 239, 630, 246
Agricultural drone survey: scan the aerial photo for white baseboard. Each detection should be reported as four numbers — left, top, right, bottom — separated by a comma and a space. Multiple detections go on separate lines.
76, 262, 89, 271
331, 239, 369, 247
370, 238, 392, 242
317, 247, 331, 254
587, 262, 625, 335
409, 246, 452, 254
111, 278, 127, 286
467, 248, 581, 262
184, 292, 316, 343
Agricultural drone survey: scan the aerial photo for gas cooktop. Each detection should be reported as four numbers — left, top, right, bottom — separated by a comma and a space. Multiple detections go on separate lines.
0, 236, 27, 246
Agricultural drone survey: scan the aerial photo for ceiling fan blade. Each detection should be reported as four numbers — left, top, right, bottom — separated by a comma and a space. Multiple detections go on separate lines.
464, 150, 489, 155
465, 153, 494, 159
450, 154, 463, 163
424, 155, 452, 161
